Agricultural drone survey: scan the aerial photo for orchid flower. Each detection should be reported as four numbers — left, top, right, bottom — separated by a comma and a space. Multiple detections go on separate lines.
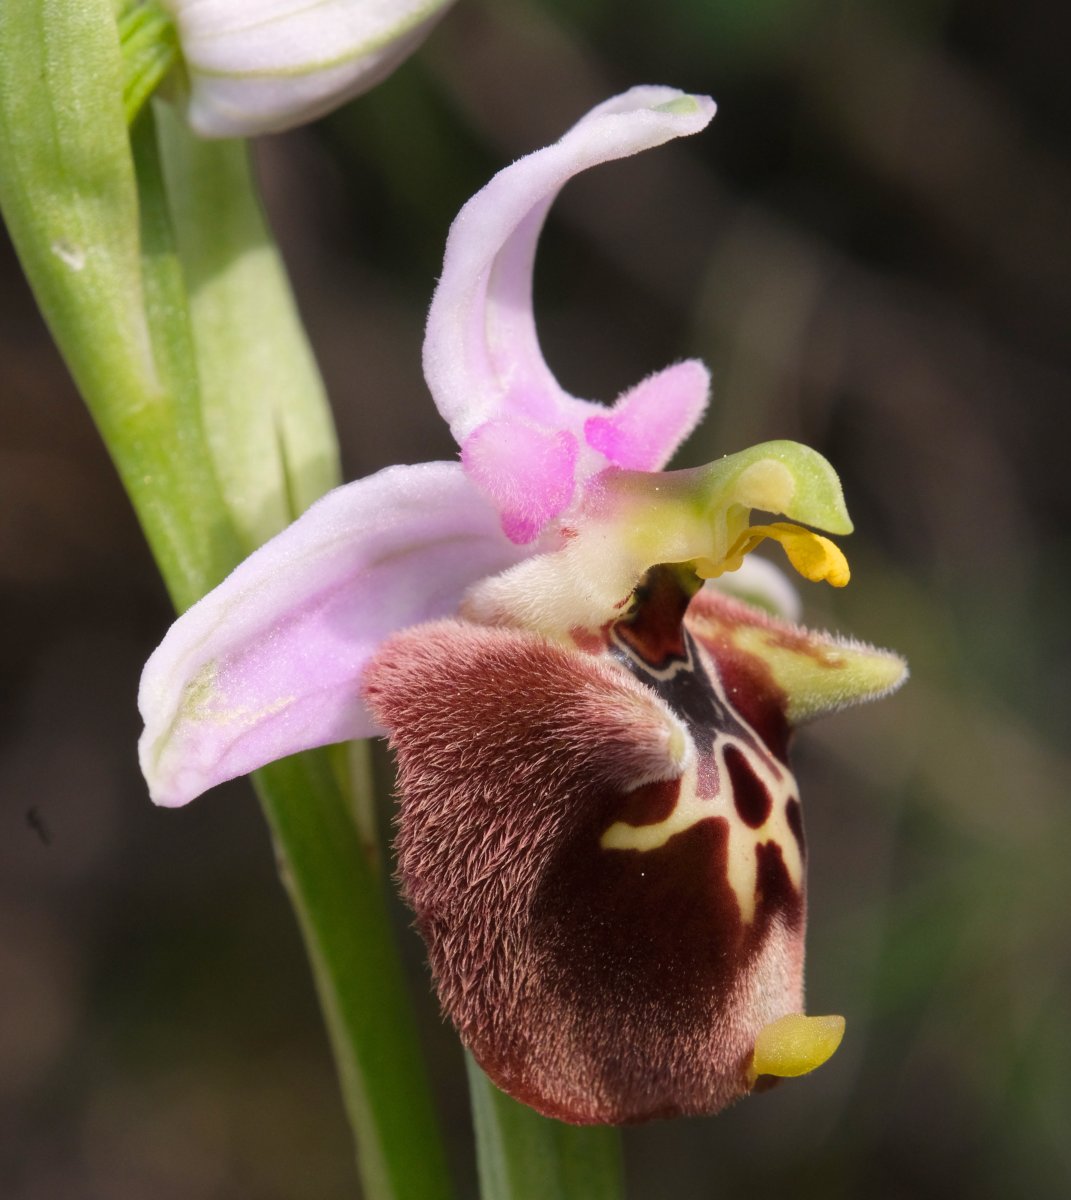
138, 87, 907, 1123
160, 0, 458, 137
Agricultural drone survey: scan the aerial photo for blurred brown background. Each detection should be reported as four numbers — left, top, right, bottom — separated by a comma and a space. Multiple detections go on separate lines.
2, 0, 1069, 1196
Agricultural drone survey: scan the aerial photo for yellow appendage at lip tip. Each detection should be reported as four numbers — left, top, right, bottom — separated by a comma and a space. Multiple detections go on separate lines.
699, 522, 851, 588
748, 1013, 846, 1085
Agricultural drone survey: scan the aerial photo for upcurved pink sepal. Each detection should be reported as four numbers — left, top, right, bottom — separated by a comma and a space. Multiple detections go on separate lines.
424, 86, 716, 541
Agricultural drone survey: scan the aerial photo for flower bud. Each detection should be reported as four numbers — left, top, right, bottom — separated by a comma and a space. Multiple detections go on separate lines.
162, 0, 457, 137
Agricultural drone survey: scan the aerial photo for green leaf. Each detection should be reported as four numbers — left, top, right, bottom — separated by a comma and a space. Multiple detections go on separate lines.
118, 0, 179, 126
155, 102, 342, 548
0, 0, 240, 610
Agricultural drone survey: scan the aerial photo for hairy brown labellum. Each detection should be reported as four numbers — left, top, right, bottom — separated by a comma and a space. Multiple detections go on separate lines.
363, 567, 821, 1124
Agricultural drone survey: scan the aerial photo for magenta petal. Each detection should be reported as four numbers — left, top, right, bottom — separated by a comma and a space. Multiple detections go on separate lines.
584, 360, 710, 471
138, 463, 528, 807
461, 418, 579, 543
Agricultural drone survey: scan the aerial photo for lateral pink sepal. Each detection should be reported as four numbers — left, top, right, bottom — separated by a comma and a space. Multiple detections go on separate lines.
138, 462, 527, 806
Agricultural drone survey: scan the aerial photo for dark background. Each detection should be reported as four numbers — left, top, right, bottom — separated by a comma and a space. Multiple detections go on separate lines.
3, 0, 1069, 1196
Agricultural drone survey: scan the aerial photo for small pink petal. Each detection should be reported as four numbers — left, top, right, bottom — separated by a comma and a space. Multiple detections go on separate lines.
461, 419, 579, 544
584, 359, 710, 471
138, 463, 528, 807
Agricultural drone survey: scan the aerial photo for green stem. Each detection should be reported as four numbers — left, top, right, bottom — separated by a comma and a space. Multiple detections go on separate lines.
257, 750, 454, 1200
136, 104, 453, 1200
137, 118, 451, 1195
466, 1056, 624, 1200
136, 101, 453, 1200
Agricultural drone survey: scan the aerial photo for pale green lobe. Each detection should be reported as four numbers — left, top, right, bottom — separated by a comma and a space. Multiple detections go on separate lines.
598, 439, 853, 584
624, 440, 854, 537
757, 629, 908, 724
688, 591, 909, 724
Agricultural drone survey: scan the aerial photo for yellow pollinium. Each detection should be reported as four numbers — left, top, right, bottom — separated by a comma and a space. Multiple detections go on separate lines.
703, 522, 850, 589
748, 1013, 846, 1085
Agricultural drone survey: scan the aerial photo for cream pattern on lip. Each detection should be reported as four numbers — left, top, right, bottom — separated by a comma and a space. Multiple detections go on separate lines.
604, 574, 803, 928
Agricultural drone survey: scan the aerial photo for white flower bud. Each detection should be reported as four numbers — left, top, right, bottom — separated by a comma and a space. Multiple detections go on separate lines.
162, 0, 457, 137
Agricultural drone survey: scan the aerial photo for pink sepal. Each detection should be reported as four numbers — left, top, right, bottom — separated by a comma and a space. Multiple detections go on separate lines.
138, 462, 527, 807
